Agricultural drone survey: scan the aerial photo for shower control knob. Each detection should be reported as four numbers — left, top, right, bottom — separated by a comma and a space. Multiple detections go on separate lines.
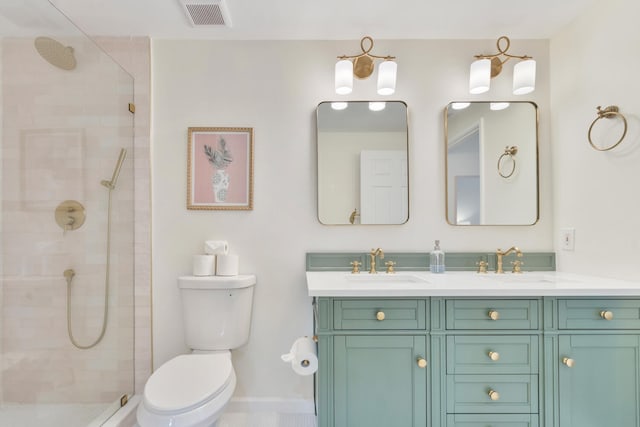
55, 200, 86, 231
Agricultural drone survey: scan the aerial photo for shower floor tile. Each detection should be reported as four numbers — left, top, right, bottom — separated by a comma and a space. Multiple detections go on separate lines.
0, 403, 108, 427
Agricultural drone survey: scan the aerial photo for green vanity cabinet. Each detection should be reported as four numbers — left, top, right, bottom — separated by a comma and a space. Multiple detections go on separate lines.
333, 335, 428, 427
316, 296, 640, 427
557, 335, 640, 426
316, 298, 428, 427
550, 298, 640, 427
442, 299, 542, 426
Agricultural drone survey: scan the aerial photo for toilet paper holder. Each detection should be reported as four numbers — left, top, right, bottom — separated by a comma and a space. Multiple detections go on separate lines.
300, 336, 318, 366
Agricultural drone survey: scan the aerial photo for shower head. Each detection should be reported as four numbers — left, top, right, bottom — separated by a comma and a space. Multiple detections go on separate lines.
34, 36, 76, 71
101, 148, 127, 190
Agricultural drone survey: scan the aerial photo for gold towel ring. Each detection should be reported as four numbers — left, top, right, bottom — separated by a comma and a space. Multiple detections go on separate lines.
498, 146, 518, 178
588, 105, 628, 151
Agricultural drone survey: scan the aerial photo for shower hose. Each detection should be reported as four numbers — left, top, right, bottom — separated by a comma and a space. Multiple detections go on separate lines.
64, 188, 114, 350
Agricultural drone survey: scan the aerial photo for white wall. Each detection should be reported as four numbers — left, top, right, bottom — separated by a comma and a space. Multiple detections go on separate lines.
551, 0, 640, 280
152, 39, 551, 401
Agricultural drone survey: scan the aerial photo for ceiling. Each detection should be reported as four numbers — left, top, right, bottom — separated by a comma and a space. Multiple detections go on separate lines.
44, 0, 597, 40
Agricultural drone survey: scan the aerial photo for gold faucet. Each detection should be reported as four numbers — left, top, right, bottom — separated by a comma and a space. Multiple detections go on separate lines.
496, 246, 523, 274
369, 248, 384, 274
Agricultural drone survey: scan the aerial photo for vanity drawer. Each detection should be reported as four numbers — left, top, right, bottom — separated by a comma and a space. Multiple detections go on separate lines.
446, 413, 539, 427
558, 299, 640, 329
446, 374, 538, 414
446, 299, 539, 330
447, 335, 539, 375
333, 299, 426, 330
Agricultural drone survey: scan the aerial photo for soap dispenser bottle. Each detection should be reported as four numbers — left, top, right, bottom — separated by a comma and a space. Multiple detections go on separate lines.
430, 240, 445, 274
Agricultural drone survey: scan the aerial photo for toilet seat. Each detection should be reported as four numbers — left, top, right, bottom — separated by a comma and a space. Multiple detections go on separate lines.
143, 353, 233, 414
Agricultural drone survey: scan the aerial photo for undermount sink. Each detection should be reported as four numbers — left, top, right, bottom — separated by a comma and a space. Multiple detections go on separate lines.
480, 273, 555, 283
346, 274, 428, 283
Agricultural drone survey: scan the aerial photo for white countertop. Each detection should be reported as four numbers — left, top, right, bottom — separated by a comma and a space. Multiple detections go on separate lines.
306, 271, 640, 297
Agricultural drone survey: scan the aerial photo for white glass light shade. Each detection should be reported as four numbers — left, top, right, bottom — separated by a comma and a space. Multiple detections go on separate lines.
490, 102, 510, 111
469, 59, 491, 94
513, 59, 536, 95
377, 60, 397, 95
335, 59, 353, 95
331, 102, 348, 110
451, 102, 471, 110
368, 102, 386, 111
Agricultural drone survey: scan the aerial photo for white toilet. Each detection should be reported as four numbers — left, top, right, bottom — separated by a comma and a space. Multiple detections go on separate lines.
137, 274, 256, 427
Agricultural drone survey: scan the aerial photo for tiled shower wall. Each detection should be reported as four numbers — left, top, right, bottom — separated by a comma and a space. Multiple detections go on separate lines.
1, 35, 151, 403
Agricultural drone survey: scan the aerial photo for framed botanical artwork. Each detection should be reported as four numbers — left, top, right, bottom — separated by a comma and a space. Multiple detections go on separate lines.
187, 127, 254, 210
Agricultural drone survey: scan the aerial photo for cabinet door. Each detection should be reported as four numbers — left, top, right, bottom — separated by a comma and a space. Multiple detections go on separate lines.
559, 335, 640, 426
334, 335, 427, 427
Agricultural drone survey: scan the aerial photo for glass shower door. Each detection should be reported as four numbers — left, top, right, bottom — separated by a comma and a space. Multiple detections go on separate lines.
0, 1, 135, 425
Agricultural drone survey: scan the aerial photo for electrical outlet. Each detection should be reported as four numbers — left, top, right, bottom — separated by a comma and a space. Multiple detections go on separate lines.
560, 228, 575, 251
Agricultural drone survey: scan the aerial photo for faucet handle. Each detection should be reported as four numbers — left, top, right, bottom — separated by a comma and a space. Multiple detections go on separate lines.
476, 260, 488, 274
350, 260, 362, 274
385, 261, 396, 274
511, 260, 524, 274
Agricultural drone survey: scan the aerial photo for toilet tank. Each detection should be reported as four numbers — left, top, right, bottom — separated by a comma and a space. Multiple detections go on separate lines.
178, 275, 256, 351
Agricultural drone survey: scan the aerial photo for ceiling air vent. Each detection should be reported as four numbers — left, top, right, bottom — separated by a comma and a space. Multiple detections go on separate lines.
178, 0, 232, 27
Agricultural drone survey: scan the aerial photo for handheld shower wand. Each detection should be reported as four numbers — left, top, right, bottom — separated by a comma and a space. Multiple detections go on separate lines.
66, 147, 127, 350
101, 148, 127, 190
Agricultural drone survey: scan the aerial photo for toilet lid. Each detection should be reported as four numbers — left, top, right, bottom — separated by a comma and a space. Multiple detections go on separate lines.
144, 353, 233, 413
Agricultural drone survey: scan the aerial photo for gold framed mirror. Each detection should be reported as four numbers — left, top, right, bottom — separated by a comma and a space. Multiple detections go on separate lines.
445, 101, 539, 225
317, 101, 409, 225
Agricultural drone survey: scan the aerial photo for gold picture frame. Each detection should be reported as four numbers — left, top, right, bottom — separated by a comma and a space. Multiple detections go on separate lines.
187, 127, 254, 210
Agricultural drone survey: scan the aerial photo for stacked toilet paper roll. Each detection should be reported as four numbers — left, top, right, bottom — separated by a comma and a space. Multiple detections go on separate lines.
281, 336, 318, 376
216, 254, 239, 276
192, 255, 215, 276
191, 240, 242, 276
204, 240, 229, 255
191, 240, 229, 276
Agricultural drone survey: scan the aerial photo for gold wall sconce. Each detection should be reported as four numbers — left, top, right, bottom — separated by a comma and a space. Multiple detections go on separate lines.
335, 36, 397, 96
470, 36, 536, 95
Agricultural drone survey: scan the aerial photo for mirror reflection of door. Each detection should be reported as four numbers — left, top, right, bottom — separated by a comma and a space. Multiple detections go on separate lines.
447, 124, 481, 225
360, 150, 408, 224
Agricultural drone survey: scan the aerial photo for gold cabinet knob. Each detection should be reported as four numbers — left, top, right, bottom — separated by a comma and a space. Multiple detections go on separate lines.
562, 357, 575, 368
488, 310, 500, 321
600, 310, 614, 321
488, 389, 500, 401
416, 357, 427, 369
488, 351, 500, 361
376, 311, 385, 321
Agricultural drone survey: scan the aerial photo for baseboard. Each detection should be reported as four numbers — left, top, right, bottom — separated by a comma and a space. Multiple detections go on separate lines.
226, 398, 315, 414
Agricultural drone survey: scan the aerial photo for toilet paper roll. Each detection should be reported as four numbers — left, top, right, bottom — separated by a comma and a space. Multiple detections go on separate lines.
193, 255, 215, 276
281, 336, 318, 376
216, 254, 239, 276
204, 240, 229, 255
